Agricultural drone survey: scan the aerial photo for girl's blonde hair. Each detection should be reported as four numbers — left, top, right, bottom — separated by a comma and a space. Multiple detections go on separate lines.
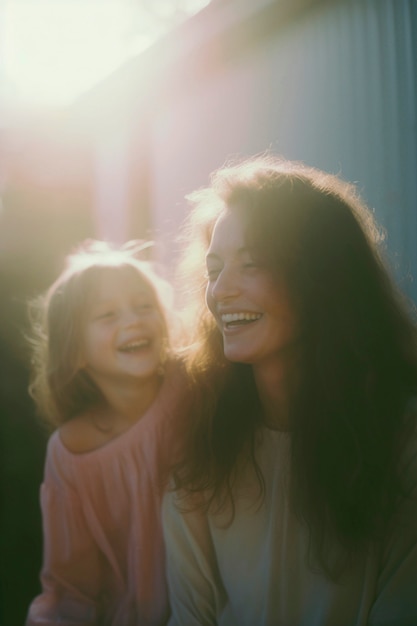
28, 239, 177, 430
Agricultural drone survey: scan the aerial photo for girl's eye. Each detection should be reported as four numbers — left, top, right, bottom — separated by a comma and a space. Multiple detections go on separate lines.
137, 302, 154, 312
96, 310, 116, 320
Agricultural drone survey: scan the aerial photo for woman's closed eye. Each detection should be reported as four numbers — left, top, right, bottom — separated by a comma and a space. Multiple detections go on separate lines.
239, 248, 259, 269
242, 261, 258, 270
206, 262, 258, 280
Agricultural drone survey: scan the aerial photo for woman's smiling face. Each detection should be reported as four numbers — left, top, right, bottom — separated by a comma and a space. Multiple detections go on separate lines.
205, 209, 299, 369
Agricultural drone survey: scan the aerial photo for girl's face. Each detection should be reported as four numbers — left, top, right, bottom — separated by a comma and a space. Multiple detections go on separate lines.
80, 267, 165, 390
205, 209, 299, 371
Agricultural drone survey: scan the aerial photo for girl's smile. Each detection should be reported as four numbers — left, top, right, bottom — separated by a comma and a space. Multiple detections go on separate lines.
81, 267, 165, 390
118, 338, 151, 352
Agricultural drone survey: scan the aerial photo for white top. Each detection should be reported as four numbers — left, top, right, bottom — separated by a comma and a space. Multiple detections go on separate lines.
163, 427, 417, 626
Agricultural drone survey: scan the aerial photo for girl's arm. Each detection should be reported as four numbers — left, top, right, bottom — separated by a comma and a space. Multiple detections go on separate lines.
162, 489, 228, 626
26, 438, 102, 625
368, 431, 417, 626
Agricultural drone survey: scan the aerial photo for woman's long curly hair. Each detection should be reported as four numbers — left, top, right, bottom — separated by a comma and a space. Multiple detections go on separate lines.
173, 155, 417, 578
28, 239, 176, 430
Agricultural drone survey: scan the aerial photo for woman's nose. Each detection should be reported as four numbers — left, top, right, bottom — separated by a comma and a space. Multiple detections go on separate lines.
210, 267, 240, 302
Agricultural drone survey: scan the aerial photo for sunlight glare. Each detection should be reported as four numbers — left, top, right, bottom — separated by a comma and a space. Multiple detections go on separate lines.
2, 0, 211, 110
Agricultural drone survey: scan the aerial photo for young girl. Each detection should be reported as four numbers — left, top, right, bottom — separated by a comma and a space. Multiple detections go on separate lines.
163, 156, 417, 625
26, 240, 185, 626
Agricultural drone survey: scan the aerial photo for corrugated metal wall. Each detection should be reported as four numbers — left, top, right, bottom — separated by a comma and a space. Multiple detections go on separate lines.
150, 0, 417, 303
262, 0, 417, 301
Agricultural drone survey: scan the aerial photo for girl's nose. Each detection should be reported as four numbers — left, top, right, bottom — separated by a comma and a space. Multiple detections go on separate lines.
121, 307, 141, 326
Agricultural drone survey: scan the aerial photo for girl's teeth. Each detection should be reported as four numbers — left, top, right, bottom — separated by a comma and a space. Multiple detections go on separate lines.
120, 339, 149, 351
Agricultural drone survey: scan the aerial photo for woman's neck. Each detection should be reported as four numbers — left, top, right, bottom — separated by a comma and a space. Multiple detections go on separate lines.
252, 349, 300, 431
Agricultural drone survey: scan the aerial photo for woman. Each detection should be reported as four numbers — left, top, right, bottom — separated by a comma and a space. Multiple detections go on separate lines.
162, 156, 417, 625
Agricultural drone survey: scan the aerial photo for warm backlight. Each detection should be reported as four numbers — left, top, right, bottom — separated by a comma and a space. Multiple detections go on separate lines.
2, 0, 210, 110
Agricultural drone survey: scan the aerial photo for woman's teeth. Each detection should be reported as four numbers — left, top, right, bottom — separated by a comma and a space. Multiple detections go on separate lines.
221, 312, 262, 326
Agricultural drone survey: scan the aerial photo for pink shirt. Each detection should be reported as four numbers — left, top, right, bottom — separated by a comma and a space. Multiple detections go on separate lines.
26, 362, 185, 626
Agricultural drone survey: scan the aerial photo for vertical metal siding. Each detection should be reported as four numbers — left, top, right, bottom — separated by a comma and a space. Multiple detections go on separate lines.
265, 0, 417, 301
